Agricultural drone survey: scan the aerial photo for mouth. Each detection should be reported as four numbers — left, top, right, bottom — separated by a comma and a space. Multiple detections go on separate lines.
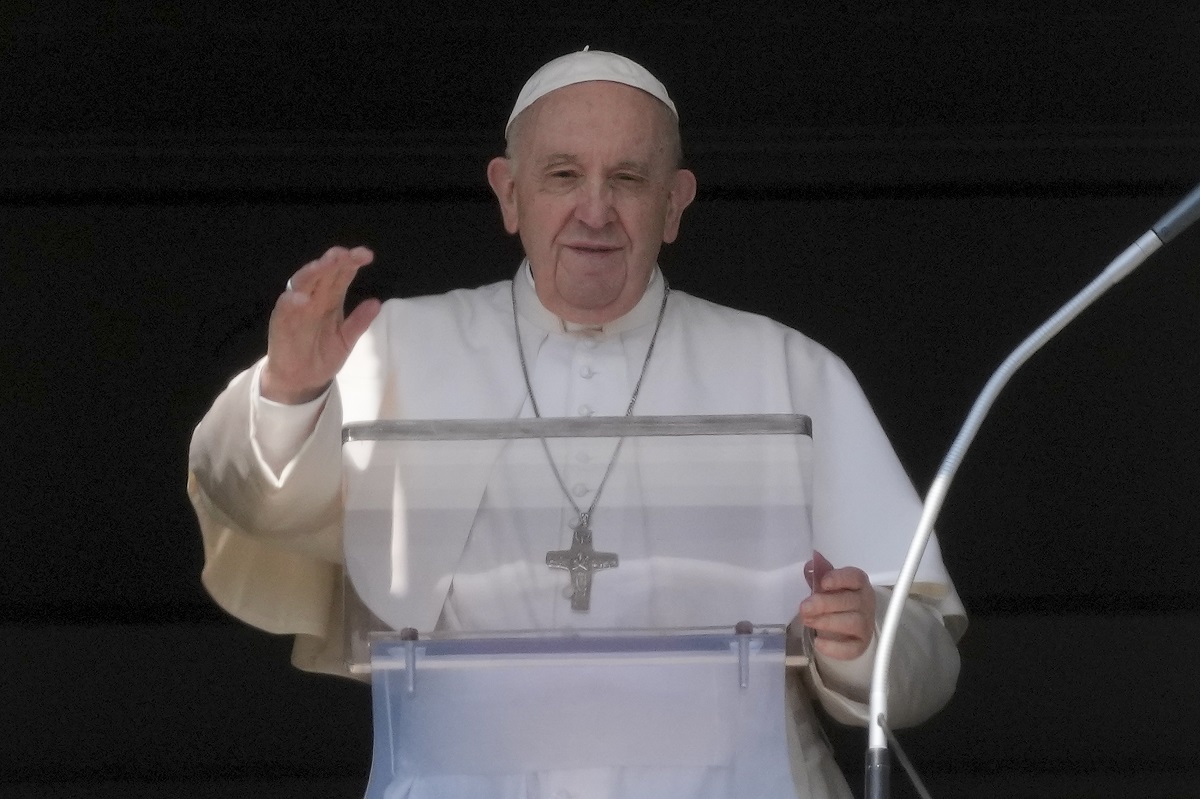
564, 243, 622, 257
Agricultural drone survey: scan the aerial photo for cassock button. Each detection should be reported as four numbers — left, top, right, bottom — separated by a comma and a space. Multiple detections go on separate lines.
571, 483, 590, 497
577, 404, 594, 417
575, 451, 592, 463
579, 365, 596, 378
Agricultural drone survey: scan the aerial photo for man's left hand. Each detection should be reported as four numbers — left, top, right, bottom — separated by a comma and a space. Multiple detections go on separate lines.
798, 552, 877, 661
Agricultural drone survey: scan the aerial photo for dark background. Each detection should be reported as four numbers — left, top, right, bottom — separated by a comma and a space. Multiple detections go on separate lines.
3, 3, 1200, 797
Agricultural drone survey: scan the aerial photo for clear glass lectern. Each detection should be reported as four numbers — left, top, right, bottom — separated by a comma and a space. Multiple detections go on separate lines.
342, 414, 813, 798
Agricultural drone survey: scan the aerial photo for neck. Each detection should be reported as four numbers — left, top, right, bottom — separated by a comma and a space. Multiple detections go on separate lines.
511, 272, 671, 420
516, 261, 665, 337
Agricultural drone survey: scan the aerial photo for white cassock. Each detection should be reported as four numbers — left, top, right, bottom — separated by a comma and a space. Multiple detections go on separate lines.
188, 263, 966, 799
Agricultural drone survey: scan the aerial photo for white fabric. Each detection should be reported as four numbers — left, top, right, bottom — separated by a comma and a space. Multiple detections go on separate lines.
337, 266, 816, 637
342, 419, 813, 636
187, 264, 965, 798
251, 368, 327, 477
505, 49, 678, 138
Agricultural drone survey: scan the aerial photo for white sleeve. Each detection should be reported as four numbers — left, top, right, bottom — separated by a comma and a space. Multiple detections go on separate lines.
249, 364, 330, 479
185, 358, 351, 677
806, 587, 961, 729
810, 611, 880, 705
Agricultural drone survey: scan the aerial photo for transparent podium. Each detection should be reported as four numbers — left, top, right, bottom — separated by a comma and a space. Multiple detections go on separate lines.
342, 414, 814, 798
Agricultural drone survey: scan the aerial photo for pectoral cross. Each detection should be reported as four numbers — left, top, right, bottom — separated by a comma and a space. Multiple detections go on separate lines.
545, 513, 618, 611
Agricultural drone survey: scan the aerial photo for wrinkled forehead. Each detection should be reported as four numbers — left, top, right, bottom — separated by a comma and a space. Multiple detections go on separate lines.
505, 49, 677, 140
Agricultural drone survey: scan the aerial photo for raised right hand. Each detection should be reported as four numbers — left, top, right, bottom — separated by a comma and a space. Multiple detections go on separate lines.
260, 246, 382, 405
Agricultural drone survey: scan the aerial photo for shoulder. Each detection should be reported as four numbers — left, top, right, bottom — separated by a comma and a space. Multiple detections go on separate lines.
669, 288, 847, 371
345, 279, 514, 374
380, 279, 511, 316
371, 279, 514, 338
669, 289, 786, 330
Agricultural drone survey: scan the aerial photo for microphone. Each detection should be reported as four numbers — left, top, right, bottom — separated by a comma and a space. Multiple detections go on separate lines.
1153, 182, 1200, 244
865, 180, 1200, 799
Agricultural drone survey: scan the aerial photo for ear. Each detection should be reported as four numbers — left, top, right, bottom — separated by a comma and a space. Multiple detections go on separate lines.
487, 156, 520, 234
661, 168, 697, 244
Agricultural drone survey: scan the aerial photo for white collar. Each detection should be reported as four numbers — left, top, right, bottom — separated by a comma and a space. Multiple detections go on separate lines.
513, 260, 666, 338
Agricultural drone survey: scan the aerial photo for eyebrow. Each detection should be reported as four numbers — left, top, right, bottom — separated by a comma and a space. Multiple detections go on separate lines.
540, 153, 579, 168
538, 154, 653, 174
612, 159, 652, 174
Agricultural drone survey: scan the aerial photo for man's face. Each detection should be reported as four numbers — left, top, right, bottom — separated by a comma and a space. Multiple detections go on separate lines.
488, 81, 696, 324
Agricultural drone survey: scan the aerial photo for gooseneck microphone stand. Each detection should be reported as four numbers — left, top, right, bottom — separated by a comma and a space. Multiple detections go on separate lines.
865, 181, 1200, 799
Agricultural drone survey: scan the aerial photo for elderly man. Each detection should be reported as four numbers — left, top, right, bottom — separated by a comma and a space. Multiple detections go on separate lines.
188, 50, 964, 798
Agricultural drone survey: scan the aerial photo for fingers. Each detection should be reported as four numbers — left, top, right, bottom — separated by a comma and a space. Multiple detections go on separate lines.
801, 595, 875, 660
803, 549, 834, 590
800, 583, 873, 631
286, 246, 374, 304
271, 245, 376, 346
261, 246, 378, 405
341, 298, 383, 349
798, 564, 876, 660
816, 565, 871, 594
803, 583, 868, 614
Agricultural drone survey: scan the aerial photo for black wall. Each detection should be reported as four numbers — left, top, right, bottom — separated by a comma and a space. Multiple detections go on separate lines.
4, 4, 1200, 797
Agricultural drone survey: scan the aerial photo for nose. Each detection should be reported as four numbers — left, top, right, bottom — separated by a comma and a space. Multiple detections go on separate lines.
574, 179, 615, 229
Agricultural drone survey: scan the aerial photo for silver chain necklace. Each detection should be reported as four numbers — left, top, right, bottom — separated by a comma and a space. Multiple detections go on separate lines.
511, 275, 671, 611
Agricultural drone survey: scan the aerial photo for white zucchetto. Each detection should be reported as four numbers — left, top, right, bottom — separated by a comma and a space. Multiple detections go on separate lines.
505, 48, 677, 139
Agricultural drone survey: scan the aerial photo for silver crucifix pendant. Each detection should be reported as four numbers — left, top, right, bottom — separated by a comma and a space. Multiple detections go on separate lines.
545, 514, 619, 611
